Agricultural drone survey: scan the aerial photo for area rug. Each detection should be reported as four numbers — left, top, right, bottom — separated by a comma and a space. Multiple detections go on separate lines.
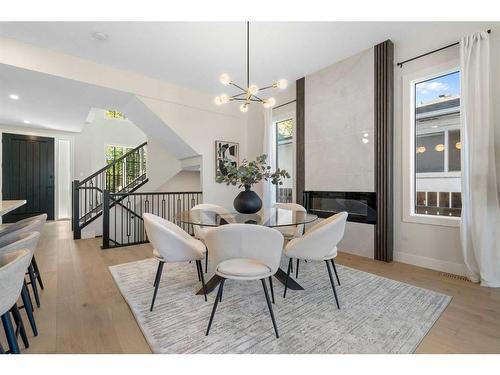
109, 258, 451, 353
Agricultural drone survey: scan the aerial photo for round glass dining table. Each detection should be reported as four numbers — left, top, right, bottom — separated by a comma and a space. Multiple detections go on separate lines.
175, 207, 318, 295
176, 206, 318, 228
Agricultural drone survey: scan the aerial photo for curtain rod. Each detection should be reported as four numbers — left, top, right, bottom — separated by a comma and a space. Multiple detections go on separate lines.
273, 99, 296, 110
397, 29, 491, 68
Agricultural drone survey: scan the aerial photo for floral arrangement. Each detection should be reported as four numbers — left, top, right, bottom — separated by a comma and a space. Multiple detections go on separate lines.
216, 154, 290, 189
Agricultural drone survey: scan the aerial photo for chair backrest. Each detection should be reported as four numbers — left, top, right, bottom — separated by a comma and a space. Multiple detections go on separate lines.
285, 212, 348, 260
0, 248, 32, 316
191, 204, 235, 240
0, 217, 44, 239
204, 224, 284, 274
0, 232, 40, 257
273, 203, 307, 238
143, 213, 204, 262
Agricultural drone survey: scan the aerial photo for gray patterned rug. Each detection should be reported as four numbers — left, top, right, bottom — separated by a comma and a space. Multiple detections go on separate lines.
109, 258, 451, 354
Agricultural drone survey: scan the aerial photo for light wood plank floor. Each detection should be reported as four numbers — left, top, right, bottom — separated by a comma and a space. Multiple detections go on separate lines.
3, 221, 500, 354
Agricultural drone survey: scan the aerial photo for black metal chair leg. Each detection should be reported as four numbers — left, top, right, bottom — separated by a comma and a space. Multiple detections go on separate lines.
296, 259, 300, 279
23, 280, 34, 313
196, 260, 207, 302
27, 265, 40, 308
331, 259, 341, 285
150, 261, 164, 311
195, 261, 201, 281
219, 278, 224, 302
261, 279, 279, 338
32, 256, 44, 290
10, 305, 29, 349
283, 258, 292, 298
152, 261, 163, 287
21, 284, 38, 336
268, 276, 275, 304
205, 247, 208, 273
325, 261, 340, 309
1, 312, 20, 354
206, 278, 225, 336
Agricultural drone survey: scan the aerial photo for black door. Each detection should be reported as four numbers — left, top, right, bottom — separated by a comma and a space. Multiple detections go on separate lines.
2, 133, 55, 223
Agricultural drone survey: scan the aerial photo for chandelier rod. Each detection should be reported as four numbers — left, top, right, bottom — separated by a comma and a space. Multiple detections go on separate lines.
246, 21, 250, 89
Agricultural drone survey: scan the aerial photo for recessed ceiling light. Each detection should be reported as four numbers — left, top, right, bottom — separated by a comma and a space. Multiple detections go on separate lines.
362, 138, 369, 144
23, 120, 31, 124
91, 31, 108, 41
9, 94, 19, 100
363, 132, 369, 137
431, 125, 438, 128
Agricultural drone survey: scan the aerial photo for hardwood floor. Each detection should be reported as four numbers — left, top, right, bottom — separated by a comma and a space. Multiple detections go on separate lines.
3, 220, 500, 353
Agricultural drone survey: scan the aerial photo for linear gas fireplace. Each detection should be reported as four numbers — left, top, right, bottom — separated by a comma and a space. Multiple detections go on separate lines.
303, 191, 376, 224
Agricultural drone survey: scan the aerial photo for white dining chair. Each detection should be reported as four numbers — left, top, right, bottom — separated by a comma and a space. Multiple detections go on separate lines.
204, 224, 284, 338
191, 204, 235, 273
0, 232, 41, 338
273, 203, 307, 278
0, 248, 32, 354
283, 212, 348, 309
143, 213, 208, 311
0, 220, 45, 308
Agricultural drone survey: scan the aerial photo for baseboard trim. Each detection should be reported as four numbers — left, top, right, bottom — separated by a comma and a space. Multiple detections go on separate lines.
394, 251, 467, 276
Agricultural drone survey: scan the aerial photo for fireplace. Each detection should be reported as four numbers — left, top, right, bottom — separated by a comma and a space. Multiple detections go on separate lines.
303, 191, 376, 224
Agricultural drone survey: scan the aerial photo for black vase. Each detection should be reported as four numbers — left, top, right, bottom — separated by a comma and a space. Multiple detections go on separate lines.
233, 185, 262, 214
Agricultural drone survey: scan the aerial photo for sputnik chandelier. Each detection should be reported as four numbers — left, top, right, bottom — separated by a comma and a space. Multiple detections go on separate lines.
214, 22, 288, 113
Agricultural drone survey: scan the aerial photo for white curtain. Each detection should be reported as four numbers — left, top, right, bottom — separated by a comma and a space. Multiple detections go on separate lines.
262, 108, 276, 208
460, 31, 500, 287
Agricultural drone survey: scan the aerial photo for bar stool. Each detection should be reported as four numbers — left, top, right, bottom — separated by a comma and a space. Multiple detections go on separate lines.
0, 248, 32, 354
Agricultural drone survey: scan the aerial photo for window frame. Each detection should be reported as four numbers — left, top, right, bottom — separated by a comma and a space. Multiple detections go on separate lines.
402, 60, 461, 227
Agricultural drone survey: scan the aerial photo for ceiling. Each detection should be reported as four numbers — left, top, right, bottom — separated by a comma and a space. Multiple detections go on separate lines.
0, 63, 133, 132
0, 22, 493, 95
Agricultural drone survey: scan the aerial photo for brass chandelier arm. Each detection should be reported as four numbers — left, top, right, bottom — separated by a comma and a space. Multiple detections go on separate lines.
229, 82, 247, 92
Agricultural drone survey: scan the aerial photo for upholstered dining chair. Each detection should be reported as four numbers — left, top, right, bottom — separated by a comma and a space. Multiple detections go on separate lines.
0, 220, 45, 308
0, 248, 32, 354
273, 203, 307, 278
0, 232, 41, 338
283, 212, 348, 309
191, 204, 235, 273
143, 213, 208, 311
204, 224, 284, 338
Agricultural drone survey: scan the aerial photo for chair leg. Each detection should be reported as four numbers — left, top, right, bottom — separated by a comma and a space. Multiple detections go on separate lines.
23, 280, 34, 313
21, 284, 38, 336
32, 256, 44, 290
219, 278, 224, 302
206, 278, 225, 336
331, 259, 341, 285
325, 261, 340, 309
296, 259, 300, 279
195, 261, 201, 281
152, 261, 163, 287
205, 247, 208, 273
150, 261, 164, 311
196, 260, 207, 302
10, 305, 29, 349
261, 279, 279, 338
283, 258, 292, 298
27, 265, 40, 308
1, 312, 20, 354
269, 276, 275, 304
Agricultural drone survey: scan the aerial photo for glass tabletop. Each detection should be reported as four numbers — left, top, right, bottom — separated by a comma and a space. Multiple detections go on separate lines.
176, 207, 318, 228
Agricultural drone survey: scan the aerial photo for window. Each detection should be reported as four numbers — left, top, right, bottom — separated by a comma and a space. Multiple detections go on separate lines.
413, 70, 461, 218
275, 118, 294, 203
105, 110, 127, 120
105, 145, 146, 192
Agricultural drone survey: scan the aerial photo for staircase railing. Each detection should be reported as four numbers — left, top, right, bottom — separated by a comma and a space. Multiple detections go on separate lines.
102, 190, 202, 249
72, 142, 148, 239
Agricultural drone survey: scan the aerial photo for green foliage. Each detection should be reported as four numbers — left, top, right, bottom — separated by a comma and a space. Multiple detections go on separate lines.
216, 154, 290, 189
277, 118, 293, 141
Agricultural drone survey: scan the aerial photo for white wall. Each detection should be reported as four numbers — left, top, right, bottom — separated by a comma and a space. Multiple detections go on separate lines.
158, 171, 201, 192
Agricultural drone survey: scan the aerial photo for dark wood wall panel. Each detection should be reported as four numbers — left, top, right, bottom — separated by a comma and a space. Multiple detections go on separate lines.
296, 77, 305, 205
374, 40, 394, 262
